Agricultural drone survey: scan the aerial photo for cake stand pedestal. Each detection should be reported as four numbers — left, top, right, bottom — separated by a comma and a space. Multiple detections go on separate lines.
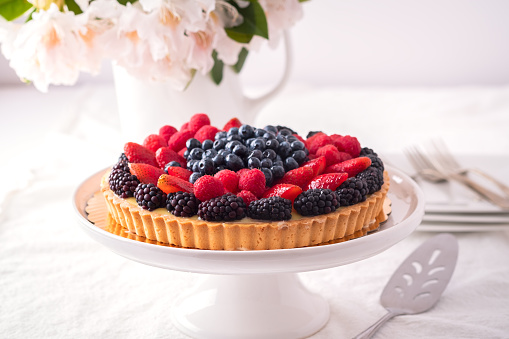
73, 166, 424, 339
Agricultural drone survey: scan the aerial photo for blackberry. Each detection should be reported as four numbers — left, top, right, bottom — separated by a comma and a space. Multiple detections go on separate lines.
108, 169, 140, 199
366, 153, 384, 172
293, 189, 339, 216
134, 183, 167, 211
358, 167, 384, 194
359, 147, 377, 156
276, 125, 297, 134
336, 177, 368, 206
306, 131, 322, 139
198, 194, 247, 221
166, 191, 200, 217
248, 196, 292, 221
112, 153, 129, 172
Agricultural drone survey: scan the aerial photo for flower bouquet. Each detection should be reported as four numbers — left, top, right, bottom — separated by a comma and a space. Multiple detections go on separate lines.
0, 0, 306, 92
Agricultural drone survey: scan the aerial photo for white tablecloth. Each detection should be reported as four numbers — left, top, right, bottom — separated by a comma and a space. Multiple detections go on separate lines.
1, 83, 509, 339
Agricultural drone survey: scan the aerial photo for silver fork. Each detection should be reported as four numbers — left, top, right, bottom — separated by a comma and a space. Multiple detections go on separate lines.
405, 145, 509, 210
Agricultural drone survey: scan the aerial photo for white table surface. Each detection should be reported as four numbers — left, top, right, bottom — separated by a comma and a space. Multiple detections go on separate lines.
1, 83, 509, 339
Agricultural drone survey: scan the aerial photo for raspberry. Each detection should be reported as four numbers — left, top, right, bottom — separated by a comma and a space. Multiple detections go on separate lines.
188, 113, 211, 133
143, 134, 167, 152
166, 191, 200, 217
214, 169, 239, 193
159, 125, 178, 142
223, 118, 242, 131
108, 169, 140, 198
306, 133, 331, 155
358, 167, 384, 194
124, 142, 158, 167
168, 130, 194, 152
180, 122, 189, 131
198, 193, 247, 221
306, 131, 322, 139
248, 196, 292, 221
238, 169, 266, 198
316, 144, 352, 167
237, 190, 257, 207
193, 175, 225, 201
330, 135, 361, 158
194, 125, 219, 143
336, 177, 368, 206
134, 183, 167, 211
293, 189, 340, 216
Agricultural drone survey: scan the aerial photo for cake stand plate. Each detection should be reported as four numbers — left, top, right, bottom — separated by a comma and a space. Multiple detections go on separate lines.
73, 166, 425, 339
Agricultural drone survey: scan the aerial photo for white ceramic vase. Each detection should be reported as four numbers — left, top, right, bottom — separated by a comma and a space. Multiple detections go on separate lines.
113, 32, 293, 143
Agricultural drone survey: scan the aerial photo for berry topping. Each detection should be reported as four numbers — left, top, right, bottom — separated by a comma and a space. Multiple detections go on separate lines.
195, 125, 219, 143
330, 134, 361, 158
306, 132, 331, 155
155, 147, 186, 168
159, 125, 178, 142
248, 196, 292, 221
193, 175, 225, 201
214, 169, 239, 193
135, 183, 167, 211
301, 156, 326, 177
168, 130, 194, 152
305, 172, 348, 191
166, 191, 200, 217
336, 177, 368, 206
108, 169, 140, 199
198, 193, 247, 221
325, 157, 372, 178
237, 190, 257, 207
365, 153, 384, 172
143, 134, 167, 152
223, 118, 242, 131
293, 189, 340, 216
128, 163, 165, 185
262, 183, 302, 203
360, 147, 377, 156
165, 166, 192, 181
124, 142, 158, 167
276, 166, 314, 190
157, 174, 194, 194
238, 168, 266, 198
358, 167, 384, 194
316, 144, 352, 167
112, 153, 129, 172
188, 113, 211, 133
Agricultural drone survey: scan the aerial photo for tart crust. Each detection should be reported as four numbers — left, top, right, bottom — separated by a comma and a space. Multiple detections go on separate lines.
101, 171, 390, 250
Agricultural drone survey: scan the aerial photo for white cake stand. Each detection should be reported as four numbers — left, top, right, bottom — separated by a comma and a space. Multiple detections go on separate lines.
73, 166, 425, 339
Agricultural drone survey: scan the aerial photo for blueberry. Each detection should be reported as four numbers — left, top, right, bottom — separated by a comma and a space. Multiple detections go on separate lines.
271, 165, 285, 180
215, 131, 227, 140
254, 128, 266, 137
226, 140, 242, 152
186, 138, 201, 150
218, 149, 231, 157
198, 158, 214, 175
278, 128, 292, 137
213, 139, 226, 151
248, 149, 263, 159
290, 140, 305, 151
183, 149, 190, 159
226, 134, 242, 142
227, 127, 239, 136
278, 141, 292, 158
189, 172, 203, 184
232, 144, 248, 158
189, 148, 204, 160
203, 148, 218, 159
239, 125, 255, 139
261, 158, 273, 168
292, 150, 307, 164
202, 139, 213, 150
266, 138, 279, 150
187, 159, 197, 171
262, 149, 277, 161
264, 125, 278, 134
284, 157, 299, 171
286, 135, 298, 143
249, 138, 266, 151
225, 154, 244, 172
192, 160, 201, 173
276, 135, 285, 143
263, 132, 276, 140
273, 160, 284, 168
248, 157, 261, 169
261, 168, 273, 186
215, 165, 226, 173
212, 153, 225, 166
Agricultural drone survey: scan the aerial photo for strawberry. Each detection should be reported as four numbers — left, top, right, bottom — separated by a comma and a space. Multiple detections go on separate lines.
124, 142, 158, 167
305, 173, 348, 191
237, 190, 257, 207
188, 113, 211, 133
157, 174, 194, 194
325, 157, 372, 177
155, 147, 186, 168
330, 134, 361, 158
238, 169, 266, 198
167, 130, 194, 152
193, 175, 225, 201
143, 134, 168, 152
306, 132, 332, 155
276, 166, 314, 190
166, 167, 192, 181
262, 184, 302, 203
194, 125, 219, 142
159, 125, 177, 142
129, 163, 165, 185
214, 169, 239, 193
316, 144, 352, 167
223, 117, 242, 131
302, 156, 327, 176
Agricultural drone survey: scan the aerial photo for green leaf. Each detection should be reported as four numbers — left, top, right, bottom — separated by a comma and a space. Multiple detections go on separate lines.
65, 0, 82, 15
0, 0, 32, 21
117, 0, 137, 6
231, 48, 249, 74
225, 0, 268, 44
209, 50, 224, 85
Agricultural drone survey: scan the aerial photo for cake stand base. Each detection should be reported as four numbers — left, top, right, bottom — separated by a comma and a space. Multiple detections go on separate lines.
171, 273, 329, 339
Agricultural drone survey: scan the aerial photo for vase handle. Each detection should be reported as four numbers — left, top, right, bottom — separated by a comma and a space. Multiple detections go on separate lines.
243, 30, 293, 120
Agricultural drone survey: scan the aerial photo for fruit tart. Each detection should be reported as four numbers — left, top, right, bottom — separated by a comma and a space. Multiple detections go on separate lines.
100, 114, 389, 250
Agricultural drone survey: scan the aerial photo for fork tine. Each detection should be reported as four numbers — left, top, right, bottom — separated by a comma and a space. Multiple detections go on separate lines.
429, 139, 462, 172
